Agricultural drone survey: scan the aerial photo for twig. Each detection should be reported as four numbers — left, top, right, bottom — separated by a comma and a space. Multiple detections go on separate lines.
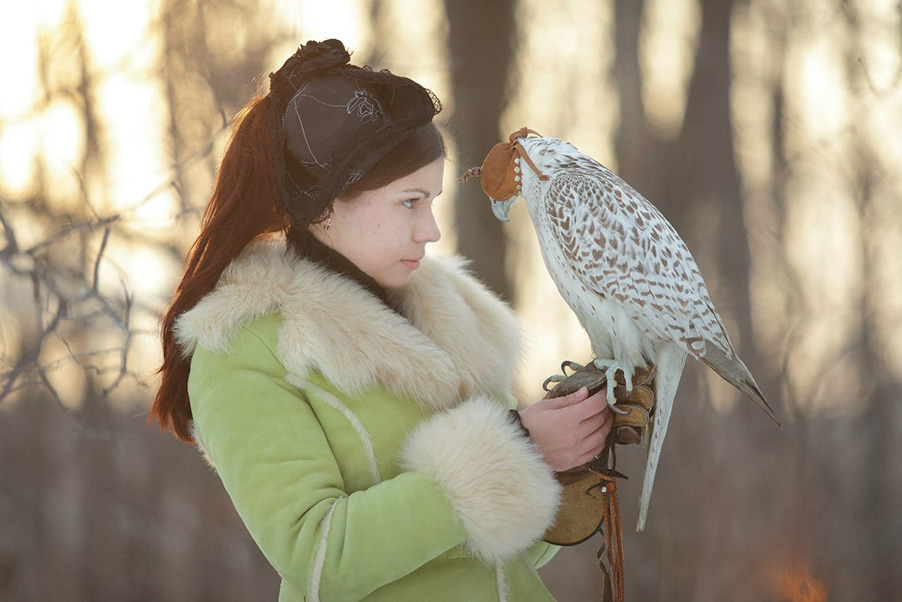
0, 204, 19, 255
0, 299, 67, 404
91, 225, 112, 294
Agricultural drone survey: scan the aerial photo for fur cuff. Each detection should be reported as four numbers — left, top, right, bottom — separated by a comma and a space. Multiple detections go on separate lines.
400, 397, 561, 563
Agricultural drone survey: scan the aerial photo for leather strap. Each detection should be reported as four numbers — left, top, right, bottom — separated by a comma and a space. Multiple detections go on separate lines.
513, 141, 549, 181
595, 473, 624, 602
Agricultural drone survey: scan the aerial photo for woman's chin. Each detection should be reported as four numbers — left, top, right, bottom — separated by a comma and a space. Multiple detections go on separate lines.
378, 270, 413, 290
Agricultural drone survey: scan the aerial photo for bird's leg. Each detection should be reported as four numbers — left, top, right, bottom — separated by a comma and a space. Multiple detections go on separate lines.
592, 359, 632, 414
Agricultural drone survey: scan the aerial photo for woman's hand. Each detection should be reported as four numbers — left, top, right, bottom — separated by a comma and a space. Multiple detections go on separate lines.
517, 386, 613, 472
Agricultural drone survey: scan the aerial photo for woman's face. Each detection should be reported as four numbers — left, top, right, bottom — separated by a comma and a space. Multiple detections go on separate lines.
310, 158, 444, 289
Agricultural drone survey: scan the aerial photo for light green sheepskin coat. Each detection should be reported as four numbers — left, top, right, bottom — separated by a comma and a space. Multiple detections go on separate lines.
176, 240, 562, 602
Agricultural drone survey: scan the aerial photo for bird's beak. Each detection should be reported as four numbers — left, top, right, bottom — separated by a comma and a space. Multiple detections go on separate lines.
491, 198, 515, 223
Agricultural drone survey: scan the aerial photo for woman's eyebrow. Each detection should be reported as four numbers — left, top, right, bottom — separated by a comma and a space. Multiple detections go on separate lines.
400, 188, 442, 197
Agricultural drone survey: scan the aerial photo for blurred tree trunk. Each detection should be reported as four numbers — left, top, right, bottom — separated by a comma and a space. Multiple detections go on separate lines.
679, 0, 757, 370
160, 0, 191, 216
842, 4, 902, 596
613, 0, 650, 183
854, 158, 902, 600
444, 0, 517, 301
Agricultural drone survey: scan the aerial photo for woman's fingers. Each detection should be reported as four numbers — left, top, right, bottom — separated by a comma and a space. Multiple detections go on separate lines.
539, 386, 590, 410
561, 386, 609, 421
574, 410, 613, 458
578, 402, 612, 432
520, 382, 616, 472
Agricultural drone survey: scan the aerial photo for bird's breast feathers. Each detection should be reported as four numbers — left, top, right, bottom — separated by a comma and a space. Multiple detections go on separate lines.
519, 137, 734, 362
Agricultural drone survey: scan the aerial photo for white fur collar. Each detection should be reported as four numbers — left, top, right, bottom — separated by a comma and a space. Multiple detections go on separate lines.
175, 240, 522, 412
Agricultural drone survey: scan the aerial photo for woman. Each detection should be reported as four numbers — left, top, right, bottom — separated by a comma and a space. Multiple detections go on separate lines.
151, 39, 612, 602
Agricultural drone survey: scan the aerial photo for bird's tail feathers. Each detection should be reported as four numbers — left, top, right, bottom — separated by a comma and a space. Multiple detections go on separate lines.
636, 345, 687, 531
701, 343, 782, 428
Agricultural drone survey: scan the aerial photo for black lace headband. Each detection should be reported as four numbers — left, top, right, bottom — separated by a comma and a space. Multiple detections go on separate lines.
268, 39, 442, 228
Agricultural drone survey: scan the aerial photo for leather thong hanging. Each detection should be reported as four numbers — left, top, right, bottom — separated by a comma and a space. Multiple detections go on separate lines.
540, 361, 656, 602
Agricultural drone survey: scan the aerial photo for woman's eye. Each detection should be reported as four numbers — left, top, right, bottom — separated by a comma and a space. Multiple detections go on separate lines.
402, 199, 416, 209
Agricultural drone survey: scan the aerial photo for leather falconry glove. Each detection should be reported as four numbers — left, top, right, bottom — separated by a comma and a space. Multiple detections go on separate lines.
540, 361, 656, 602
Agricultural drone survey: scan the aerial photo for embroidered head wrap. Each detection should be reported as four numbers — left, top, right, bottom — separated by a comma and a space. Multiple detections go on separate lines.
268, 39, 442, 228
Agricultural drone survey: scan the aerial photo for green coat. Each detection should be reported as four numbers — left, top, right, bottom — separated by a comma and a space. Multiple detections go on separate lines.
177, 240, 561, 602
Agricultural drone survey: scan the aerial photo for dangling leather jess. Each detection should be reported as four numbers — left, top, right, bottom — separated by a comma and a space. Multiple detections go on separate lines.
594, 472, 624, 602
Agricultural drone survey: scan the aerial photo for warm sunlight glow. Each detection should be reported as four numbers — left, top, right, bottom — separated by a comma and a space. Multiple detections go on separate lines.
0, 122, 39, 196
79, 0, 151, 68
642, 0, 700, 138
794, 38, 849, 141
273, 0, 369, 54
40, 99, 84, 205
506, 0, 616, 158
0, 10, 39, 116
99, 72, 170, 215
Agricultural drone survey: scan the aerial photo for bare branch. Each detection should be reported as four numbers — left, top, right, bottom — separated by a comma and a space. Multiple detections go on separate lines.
91, 225, 112, 294
0, 298, 67, 404
0, 204, 19, 255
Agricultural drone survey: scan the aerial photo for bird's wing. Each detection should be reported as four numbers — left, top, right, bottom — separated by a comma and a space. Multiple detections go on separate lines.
543, 163, 733, 360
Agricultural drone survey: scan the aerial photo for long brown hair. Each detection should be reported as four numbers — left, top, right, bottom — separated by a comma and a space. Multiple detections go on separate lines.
151, 99, 444, 443
150, 95, 285, 442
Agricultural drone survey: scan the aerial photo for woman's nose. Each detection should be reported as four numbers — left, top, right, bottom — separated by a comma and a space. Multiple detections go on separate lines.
415, 208, 441, 243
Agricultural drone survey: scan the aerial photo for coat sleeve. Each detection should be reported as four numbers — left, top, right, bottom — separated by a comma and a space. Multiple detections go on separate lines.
526, 540, 560, 568
503, 395, 561, 569
188, 324, 560, 601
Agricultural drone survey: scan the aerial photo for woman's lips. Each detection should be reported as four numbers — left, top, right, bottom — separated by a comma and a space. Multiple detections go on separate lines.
401, 258, 422, 269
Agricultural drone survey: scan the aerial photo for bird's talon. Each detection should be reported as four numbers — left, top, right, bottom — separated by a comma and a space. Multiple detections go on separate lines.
542, 374, 566, 391
609, 400, 632, 415
592, 358, 635, 413
561, 360, 583, 375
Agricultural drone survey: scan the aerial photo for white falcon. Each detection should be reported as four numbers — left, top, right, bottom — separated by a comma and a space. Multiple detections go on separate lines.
468, 128, 780, 530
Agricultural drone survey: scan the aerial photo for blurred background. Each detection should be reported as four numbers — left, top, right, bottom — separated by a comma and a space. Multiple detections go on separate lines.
1, 0, 900, 600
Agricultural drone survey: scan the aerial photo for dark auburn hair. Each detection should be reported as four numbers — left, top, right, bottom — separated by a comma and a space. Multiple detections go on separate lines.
343, 124, 445, 196
151, 97, 445, 442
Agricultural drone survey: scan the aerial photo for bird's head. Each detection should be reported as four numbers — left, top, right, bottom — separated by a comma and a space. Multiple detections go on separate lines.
461, 127, 550, 222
